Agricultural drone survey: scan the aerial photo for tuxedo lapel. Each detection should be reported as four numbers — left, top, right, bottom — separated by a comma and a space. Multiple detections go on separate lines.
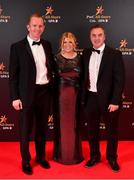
41, 40, 48, 60
85, 49, 92, 77
82, 49, 92, 89
41, 40, 51, 69
41, 40, 47, 54
97, 46, 109, 81
24, 38, 35, 65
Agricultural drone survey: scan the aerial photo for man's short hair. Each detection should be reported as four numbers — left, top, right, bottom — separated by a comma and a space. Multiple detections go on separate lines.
89, 24, 106, 35
27, 13, 45, 25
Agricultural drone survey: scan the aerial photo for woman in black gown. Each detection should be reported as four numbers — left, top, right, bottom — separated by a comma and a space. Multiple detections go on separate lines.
53, 32, 83, 164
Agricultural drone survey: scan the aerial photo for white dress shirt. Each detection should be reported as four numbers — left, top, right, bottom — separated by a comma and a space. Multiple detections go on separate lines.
27, 35, 49, 85
88, 43, 105, 92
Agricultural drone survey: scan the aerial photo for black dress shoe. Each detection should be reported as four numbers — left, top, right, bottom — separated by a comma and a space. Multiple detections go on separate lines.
22, 163, 33, 175
108, 159, 120, 172
85, 158, 100, 168
36, 159, 50, 169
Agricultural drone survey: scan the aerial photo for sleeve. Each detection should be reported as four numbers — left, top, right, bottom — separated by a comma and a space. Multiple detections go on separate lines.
79, 49, 87, 105
9, 44, 20, 101
110, 50, 125, 105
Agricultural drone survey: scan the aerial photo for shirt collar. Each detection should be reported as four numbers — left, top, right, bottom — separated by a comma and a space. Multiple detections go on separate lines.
93, 43, 105, 53
27, 35, 40, 46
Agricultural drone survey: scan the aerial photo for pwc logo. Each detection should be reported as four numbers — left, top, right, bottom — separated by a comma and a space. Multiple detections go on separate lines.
86, 5, 111, 23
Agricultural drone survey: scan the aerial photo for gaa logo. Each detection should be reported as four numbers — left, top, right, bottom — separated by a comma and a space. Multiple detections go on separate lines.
43, 5, 61, 23
0, 114, 14, 130
117, 39, 134, 56
0, 4, 11, 23
0, 62, 9, 79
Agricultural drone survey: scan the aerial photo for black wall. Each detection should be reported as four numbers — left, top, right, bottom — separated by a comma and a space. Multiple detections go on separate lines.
0, 0, 134, 140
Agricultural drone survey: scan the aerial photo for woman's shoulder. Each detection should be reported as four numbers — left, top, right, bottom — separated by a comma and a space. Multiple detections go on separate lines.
54, 53, 61, 61
54, 53, 65, 66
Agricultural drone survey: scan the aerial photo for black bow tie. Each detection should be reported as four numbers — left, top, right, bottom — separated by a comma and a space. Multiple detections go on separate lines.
91, 48, 100, 54
32, 41, 41, 46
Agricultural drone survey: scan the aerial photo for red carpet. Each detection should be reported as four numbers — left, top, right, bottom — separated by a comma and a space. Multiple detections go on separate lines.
0, 141, 134, 179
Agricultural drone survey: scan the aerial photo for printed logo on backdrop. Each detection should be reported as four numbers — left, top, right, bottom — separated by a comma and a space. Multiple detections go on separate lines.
132, 122, 134, 128
42, 6, 61, 23
116, 39, 134, 56
85, 122, 106, 130
48, 114, 54, 129
77, 48, 83, 55
0, 114, 14, 130
86, 5, 111, 23
122, 93, 132, 109
100, 122, 106, 130
0, 62, 9, 79
0, 4, 11, 23
0, 4, 3, 14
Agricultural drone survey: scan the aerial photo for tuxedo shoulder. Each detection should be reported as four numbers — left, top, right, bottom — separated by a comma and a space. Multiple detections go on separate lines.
41, 39, 51, 45
82, 48, 92, 55
83, 48, 91, 52
105, 46, 122, 55
105, 46, 120, 52
10, 38, 27, 47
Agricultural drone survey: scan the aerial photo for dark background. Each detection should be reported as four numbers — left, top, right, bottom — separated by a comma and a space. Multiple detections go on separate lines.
0, 0, 134, 141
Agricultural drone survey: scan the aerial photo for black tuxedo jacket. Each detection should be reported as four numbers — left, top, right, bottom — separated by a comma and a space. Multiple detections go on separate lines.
9, 37, 55, 106
81, 45, 125, 111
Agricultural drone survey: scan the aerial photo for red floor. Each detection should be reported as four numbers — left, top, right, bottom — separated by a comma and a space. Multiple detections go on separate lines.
0, 141, 134, 179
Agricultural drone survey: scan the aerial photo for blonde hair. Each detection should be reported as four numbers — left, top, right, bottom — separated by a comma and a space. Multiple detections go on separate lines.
59, 32, 77, 51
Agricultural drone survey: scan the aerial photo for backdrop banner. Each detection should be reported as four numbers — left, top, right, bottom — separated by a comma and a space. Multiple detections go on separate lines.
0, 0, 134, 140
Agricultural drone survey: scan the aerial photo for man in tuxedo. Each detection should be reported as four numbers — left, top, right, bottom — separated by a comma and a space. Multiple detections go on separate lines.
9, 13, 55, 175
81, 24, 125, 172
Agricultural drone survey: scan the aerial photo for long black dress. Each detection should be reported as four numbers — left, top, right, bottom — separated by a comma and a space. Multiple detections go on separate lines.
53, 53, 83, 165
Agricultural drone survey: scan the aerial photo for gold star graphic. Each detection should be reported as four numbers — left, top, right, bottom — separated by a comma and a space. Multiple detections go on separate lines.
45, 6, 54, 15
0, 5, 3, 15
48, 115, 53, 123
96, 5, 104, 15
0, 62, 5, 71
120, 39, 128, 48
122, 93, 126, 100
0, 115, 7, 124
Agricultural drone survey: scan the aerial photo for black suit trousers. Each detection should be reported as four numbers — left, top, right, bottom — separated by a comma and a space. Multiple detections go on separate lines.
19, 83, 51, 163
84, 91, 119, 160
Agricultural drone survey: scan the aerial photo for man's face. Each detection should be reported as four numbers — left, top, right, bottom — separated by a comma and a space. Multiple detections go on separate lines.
27, 17, 45, 40
90, 27, 105, 49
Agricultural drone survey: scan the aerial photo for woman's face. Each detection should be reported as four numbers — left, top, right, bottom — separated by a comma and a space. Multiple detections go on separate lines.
62, 38, 75, 53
